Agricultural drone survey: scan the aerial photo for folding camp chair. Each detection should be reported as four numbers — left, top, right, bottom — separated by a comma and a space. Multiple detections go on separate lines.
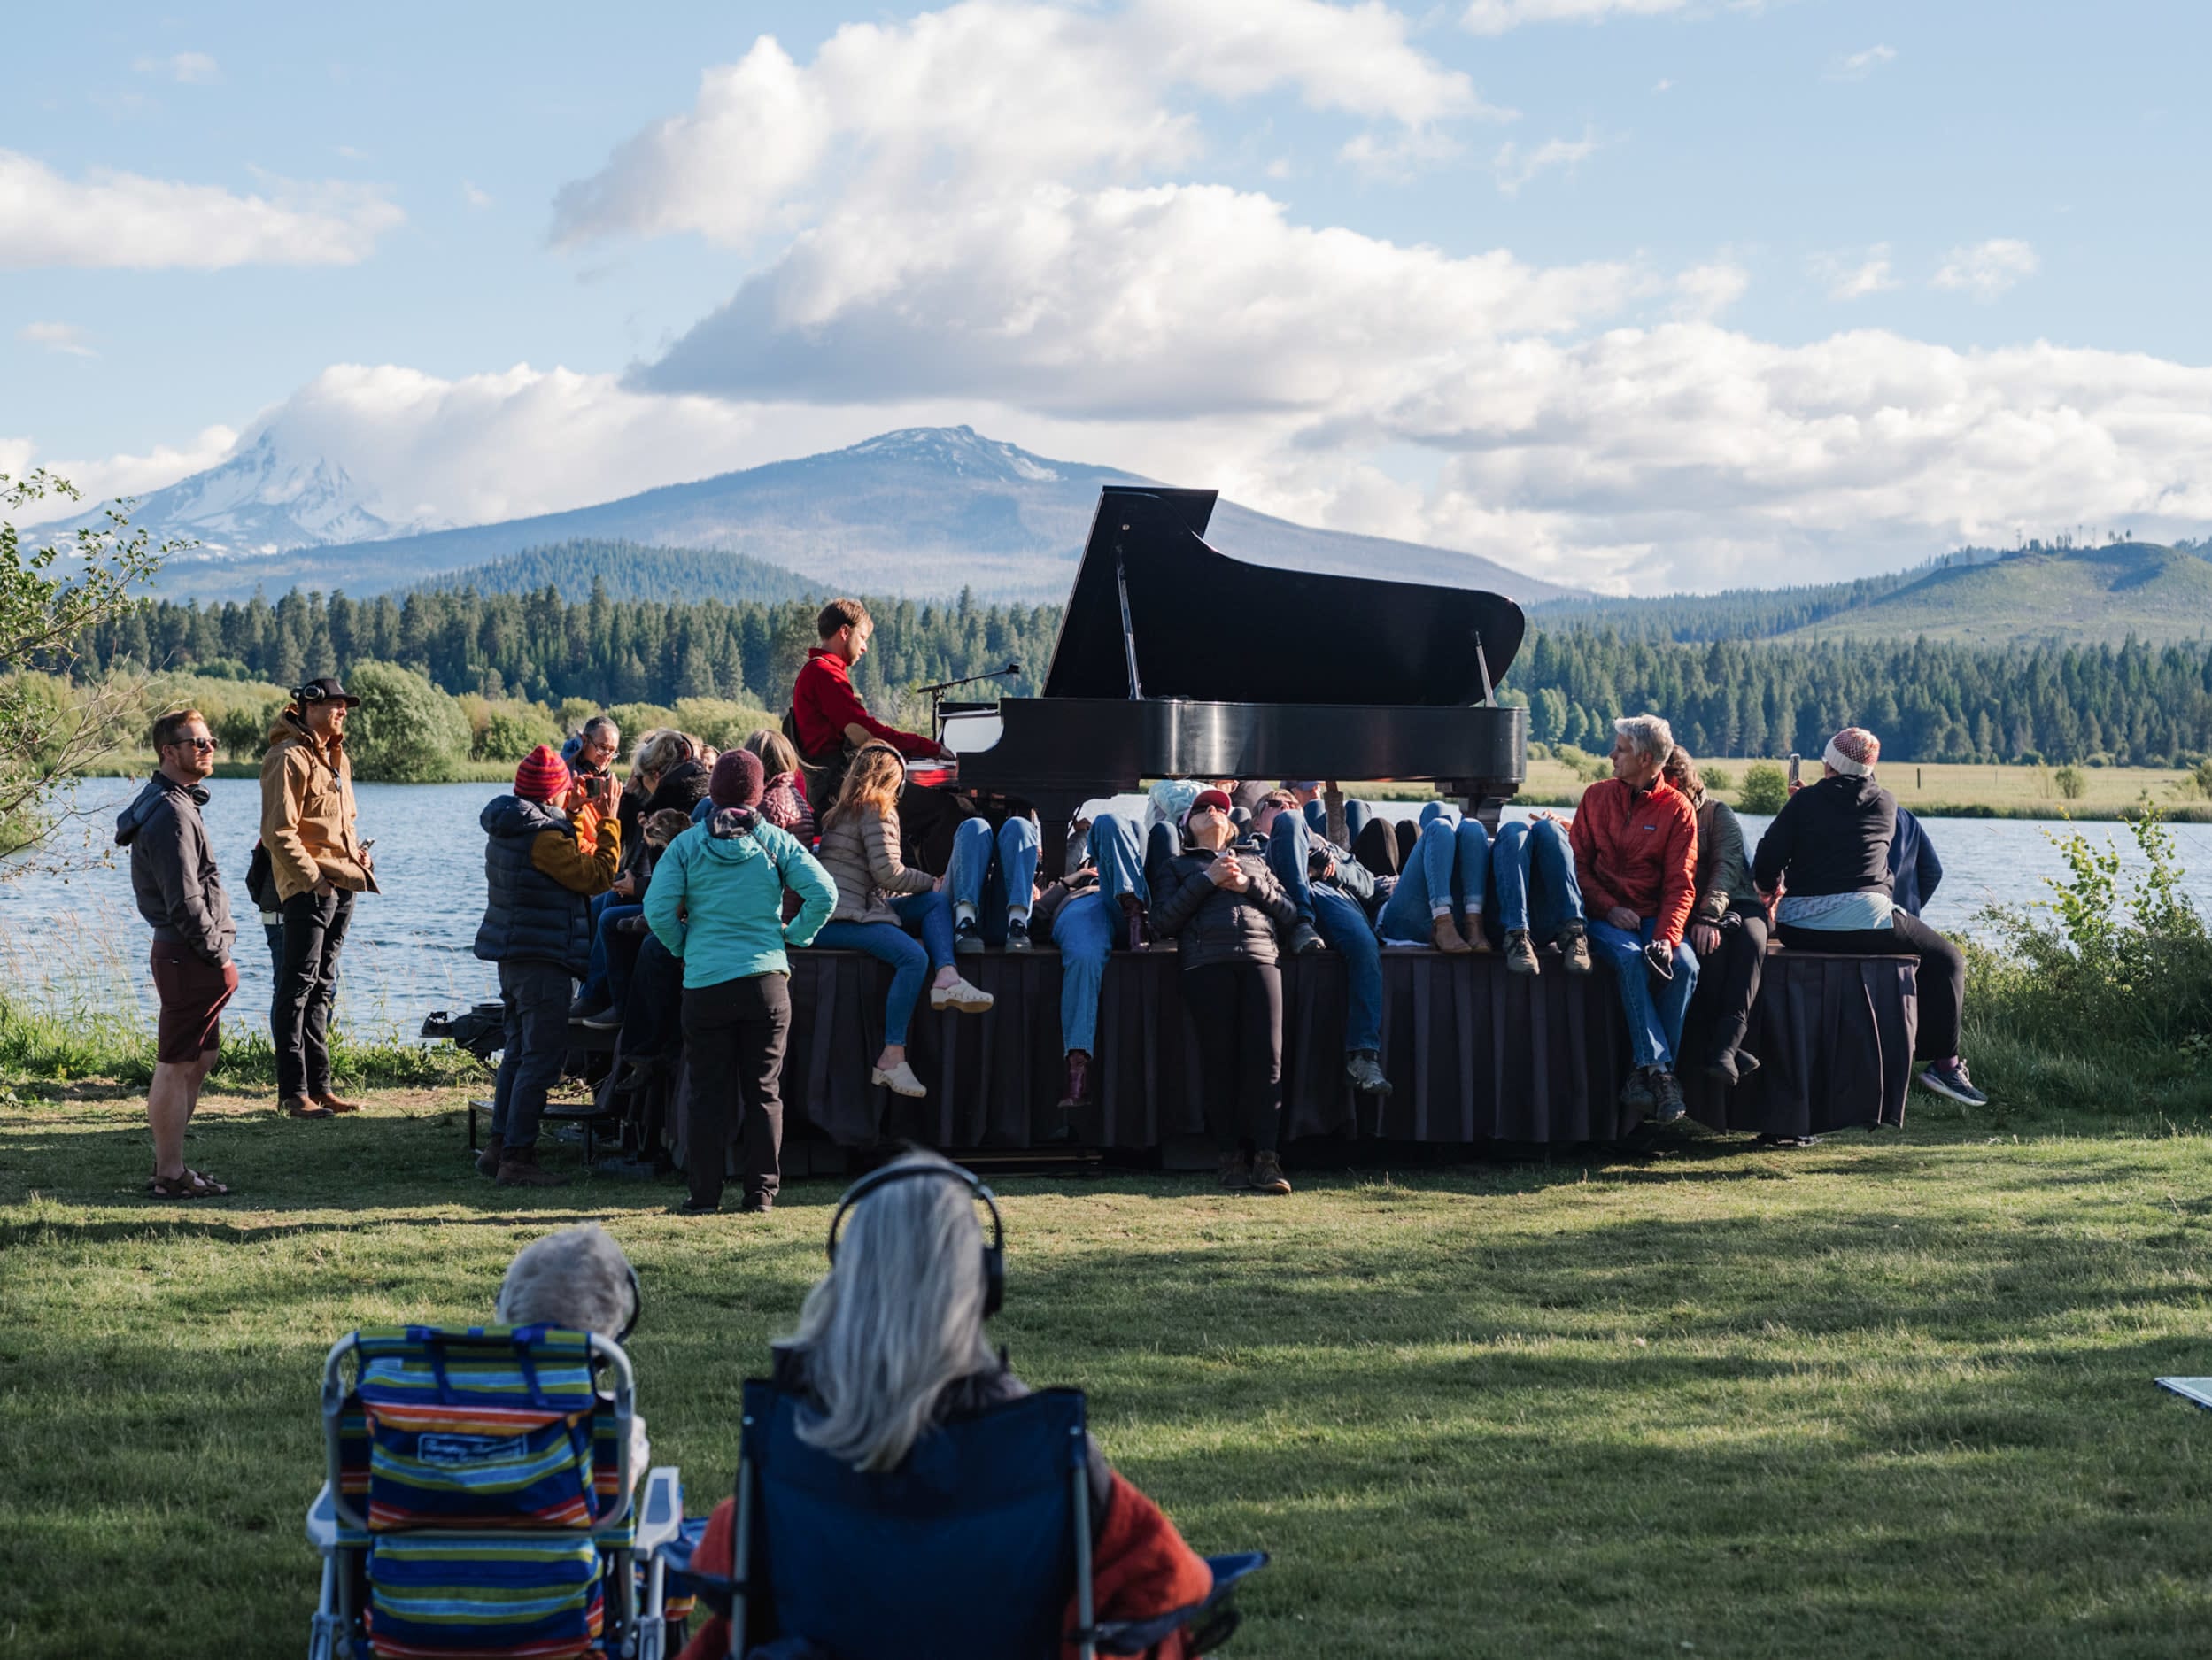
663, 1377, 1266, 1658
305, 1324, 691, 1660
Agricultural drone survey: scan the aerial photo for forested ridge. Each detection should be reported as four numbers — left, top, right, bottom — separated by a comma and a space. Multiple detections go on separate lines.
69, 583, 2212, 765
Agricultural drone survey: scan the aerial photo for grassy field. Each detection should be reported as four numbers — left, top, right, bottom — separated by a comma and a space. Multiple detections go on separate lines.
4, 1068, 2212, 1659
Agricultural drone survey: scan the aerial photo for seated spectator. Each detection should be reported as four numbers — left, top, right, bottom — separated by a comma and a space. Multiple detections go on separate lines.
575, 737, 709, 1027
1665, 745, 1767, 1086
948, 811, 1042, 954
744, 726, 816, 843
1491, 812, 1592, 977
675, 1150, 1213, 1660
812, 743, 994, 1099
1029, 811, 1149, 1129
493, 1222, 649, 1479
1375, 802, 1491, 954
1284, 778, 1371, 848
1149, 790, 1302, 1195
1253, 791, 1389, 1095
474, 745, 623, 1187
1571, 715, 1699, 1122
1753, 727, 1985, 1106
645, 750, 836, 1216
1889, 803, 1943, 918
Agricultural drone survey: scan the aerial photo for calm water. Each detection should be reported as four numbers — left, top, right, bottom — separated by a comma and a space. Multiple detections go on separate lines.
4, 777, 2208, 1044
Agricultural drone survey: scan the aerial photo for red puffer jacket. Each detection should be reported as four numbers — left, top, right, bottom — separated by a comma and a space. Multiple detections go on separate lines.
1567, 777, 1698, 946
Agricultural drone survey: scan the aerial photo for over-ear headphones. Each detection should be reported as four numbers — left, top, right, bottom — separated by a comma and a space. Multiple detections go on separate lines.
826, 1160, 1005, 1318
615, 1261, 643, 1346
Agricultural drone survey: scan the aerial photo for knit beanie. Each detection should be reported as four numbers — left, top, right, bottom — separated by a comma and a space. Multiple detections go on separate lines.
710, 747, 765, 809
514, 745, 571, 802
1823, 727, 1881, 777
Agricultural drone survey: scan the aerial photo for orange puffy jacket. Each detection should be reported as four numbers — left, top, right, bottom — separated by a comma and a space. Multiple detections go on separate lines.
1567, 776, 1698, 947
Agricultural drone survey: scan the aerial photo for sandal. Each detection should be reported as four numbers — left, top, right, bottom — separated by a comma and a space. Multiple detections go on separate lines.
149, 1169, 231, 1200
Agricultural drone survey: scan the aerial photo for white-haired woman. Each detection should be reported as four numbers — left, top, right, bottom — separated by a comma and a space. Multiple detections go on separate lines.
675, 1150, 1215, 1660
494, 1223, 648, 1473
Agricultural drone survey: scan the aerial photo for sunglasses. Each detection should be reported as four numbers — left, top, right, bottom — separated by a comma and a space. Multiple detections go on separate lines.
168, 736, 218, 752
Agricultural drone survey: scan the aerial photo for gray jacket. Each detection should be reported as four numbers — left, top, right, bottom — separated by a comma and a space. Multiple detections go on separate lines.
1147, 845, 1300, 971
116, 775, 236, 966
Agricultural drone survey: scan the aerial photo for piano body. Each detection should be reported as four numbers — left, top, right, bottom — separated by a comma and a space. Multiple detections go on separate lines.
947, 486, 1527, 873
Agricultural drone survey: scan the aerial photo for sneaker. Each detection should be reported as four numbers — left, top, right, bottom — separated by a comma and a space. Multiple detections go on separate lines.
953, 917, 984, 955
871, 1060, 927, 1097
1217, 1148, 1251, 1189
1462, 913, 1493, 954
578, 1008, 622, 1031
1917, 1058, 1987, 1106
1618, 1066, 1657, 1112
282, 1094, 333, 1120
1557, 923, 1593, 976
931, 976, 994, 1015
496, 1149, 570, 1188
1651, 1068, 1687, 1124
1503, 929, 1541, 976
474, 1134, 505, 1178
1345, 1050, 1392, 1095
1248, 1152, 1293, 1196
1288, 922, 1325, 955
1005, 917, 1033, 953
1430, 912, 1473, 954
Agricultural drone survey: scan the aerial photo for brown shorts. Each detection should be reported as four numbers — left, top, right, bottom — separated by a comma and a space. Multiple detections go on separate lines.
150, 945, 240, 1064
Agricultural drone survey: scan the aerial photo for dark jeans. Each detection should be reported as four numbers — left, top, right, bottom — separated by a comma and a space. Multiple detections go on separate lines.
576, 899, 644, 1012
679, 972, 792, 1206
1183, 961, 1284, 1154
491, 957, 572, 1152
1777, 912, 1965, 1062
622, 932, 684, 1057
1686, 900, 1769, 1063
274, 888, 354, 1100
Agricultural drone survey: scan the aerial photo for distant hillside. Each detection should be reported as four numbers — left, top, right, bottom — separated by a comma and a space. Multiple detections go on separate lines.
1531, 569, 1926, 641
423, 539, 819, 606
1787, 543, 2212, 645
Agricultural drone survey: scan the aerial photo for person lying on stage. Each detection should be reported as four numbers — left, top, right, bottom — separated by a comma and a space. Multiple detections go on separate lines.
1250, 791, 1390, 1097
947, 809, 1042, 954
1570, 714, 1700, 1124
1665, 745, 1767, 1087
1373, 802, 1494, 956
1281, 779, 1371, 849
1752, 726, 1986, 1107
1028, 811, 1149, 1130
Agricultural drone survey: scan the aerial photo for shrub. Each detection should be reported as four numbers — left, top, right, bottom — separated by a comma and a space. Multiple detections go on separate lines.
607, 702, 678, 744
475, 707, 556, 762
1738, 761, 1788, 814
1703, 764, 1735, 794
673, 696, 777, 752
345, 661, 470, 783
2053, 766, 2087, 800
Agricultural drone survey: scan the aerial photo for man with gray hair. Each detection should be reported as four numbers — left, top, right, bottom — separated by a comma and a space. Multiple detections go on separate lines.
1568, 714, 1701, 1122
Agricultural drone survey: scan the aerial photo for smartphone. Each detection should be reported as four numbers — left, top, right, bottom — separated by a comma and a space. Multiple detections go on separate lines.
1787, 753, 1802, 787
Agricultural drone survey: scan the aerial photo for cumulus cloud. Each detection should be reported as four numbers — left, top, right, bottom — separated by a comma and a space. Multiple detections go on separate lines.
1829, 43, 1897, 81
1813, 243, 1899, 300
1933, 238, 2038, 301
0, 151, 402, 269
19, 321, 97, 358
1492, 127, 1602, 195
133, 50, 219, 82
1464, 0, 1723, 33
4, 425, 240, 522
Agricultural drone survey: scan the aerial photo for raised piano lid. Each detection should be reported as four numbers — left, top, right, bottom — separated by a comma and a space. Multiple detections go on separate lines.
1040, 486, 1527, 706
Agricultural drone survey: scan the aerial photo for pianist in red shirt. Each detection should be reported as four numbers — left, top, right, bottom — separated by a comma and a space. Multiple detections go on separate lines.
790, 598, 952, 768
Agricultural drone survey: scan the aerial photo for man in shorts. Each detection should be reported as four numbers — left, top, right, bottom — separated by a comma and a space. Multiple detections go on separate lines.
116, 709, 240, 1198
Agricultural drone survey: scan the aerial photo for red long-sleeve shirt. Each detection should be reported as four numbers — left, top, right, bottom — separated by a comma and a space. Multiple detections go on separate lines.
1567, 776, 1698, 946
789, 647, 939, 761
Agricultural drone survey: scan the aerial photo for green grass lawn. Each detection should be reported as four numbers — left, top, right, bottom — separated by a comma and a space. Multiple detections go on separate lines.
4, 1085, 2212, 1659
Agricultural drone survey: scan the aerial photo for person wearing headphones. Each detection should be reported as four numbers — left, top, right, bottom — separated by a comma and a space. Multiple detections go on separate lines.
492, 1222, 652, 1492
675, 1150, 1215, 1660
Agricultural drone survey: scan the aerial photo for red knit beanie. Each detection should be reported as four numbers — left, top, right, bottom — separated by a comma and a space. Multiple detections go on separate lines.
514, 745, 571, 802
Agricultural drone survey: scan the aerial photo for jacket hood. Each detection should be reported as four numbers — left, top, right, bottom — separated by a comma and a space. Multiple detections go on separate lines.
645, 759, 710, 816
1814, 771, 1885, 809
114, 774, 205, 846
693, 811, 768, 865
482, 792, 570, 839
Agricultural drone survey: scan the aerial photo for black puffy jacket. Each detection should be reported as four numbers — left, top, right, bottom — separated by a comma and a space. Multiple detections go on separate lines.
474, 795, 592, 974
1147, 845, 1300, 971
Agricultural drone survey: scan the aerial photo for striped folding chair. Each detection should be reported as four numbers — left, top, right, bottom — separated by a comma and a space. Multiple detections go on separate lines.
305, 1325, 691, 1660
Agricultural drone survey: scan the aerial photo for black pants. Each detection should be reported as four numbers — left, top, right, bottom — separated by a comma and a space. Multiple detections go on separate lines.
1777, 912, 1965, 1062
679, 972, 792, 1206
1182, 961, 1284, 1154
491, 958, 572, 1153
1687, 900, 1769, 1063
275, 888, 353, 1100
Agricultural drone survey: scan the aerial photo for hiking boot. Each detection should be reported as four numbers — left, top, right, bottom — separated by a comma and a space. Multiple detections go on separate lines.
1057, 1049, 1093, 1109
1287, 922, 1324, 955
1005, 917, 1033, 953
931, 976, 994, 1015
1345, 1050, 1392, 1095
1430, 912, 1473, 954
1917, 1058, 1987, 1106
496, 1148, 570, 1187
1248, 1152, 1293, 1196
1120, 897, 1150, 950
1557, 922, 1593, 975
678, 1192, 721, 1215
1618, 1066, 1657, 1113
282, 1094, 333, 1120
1651, 1067, 1687, 1124
474, 1134, 505, 1177
954, 917, 984, 955
315, 1091, 366, 1114
1217, 1148, 1251, 1189
1461, 912, 1493, 954
1704, 1046, 1763, 1087
738, 1191, 774, 1216
1503, 929, 1541, 976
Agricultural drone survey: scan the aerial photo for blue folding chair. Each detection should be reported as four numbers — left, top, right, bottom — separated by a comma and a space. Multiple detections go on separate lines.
665, 1377, 1266, 1658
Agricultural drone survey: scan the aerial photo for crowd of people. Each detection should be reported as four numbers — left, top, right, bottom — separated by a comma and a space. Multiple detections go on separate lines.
114, 596, 1985, 1208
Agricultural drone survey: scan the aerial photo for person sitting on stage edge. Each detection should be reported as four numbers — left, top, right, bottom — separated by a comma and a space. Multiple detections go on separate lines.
947, 808, 1041, 954
812, 743, 994, 1100
745, 727, 816, 845
1752, 726, 1986, 1106
674, 1149, 1213, 1660
1374, 801, 1492, 956
1571, 714, 1699, 1123
1889, 801, 1943, 918
473, 745, 623, 1187
1149, 789, 1303, 1195
1665, 745, 1767, 1087
645, 749, 836, 1216
1029, 810, 1150, 1131
1489, 807, 1592, 978
1283, 778, 1371, 849
1252, 791, 1390, 1096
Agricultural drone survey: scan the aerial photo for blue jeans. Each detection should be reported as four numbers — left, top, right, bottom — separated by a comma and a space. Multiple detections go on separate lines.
1492, 818, 1585, 939
1265, 813, 1381, 1053
1052, 813, 1147, 1054
576, 899, 644, 1012
491, 958, 572, 1151
947, 815, 1041, 944
1585, 917, 1699, 1069
1376, 815, 1491, 943
813, 891, 955, 1046
1302, 797, 1372, 845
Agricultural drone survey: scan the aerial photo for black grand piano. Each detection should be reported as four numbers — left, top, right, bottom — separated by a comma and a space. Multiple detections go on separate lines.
946, 485, 1527, 870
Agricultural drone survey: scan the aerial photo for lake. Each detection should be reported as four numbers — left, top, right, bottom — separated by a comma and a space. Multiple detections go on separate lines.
5, 777, 2209, 1045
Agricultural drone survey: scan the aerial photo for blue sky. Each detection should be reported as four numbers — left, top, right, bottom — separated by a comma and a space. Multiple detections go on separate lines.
5, 0, 2209, 591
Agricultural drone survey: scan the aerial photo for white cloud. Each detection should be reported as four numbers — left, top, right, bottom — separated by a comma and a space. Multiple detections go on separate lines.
1829, 43, 1897, 81
19, 321, 96, 358
1813, 243, 1899, 301
132, 50, 218, 83
4, 425, 240, 521
461, 181, 492, 209
1933, 237, 2038, 301
1651, 77, 1674, 93
1673, 262, 1748, 320
1464, 0, 1720, 34
0, 151, 402, 269
1492, 127, 1602, 196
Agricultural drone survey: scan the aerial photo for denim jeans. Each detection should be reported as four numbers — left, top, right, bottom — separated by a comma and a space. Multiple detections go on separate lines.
1302, 796, 1372, 845
1376, 815, 1491, 943
1585, 916, 1699, 1069
1491, 818, 1585, 940
576, 899, 644, 1012
1052, 813, 1146, 1054
1264, 812, 1381, 1053
491, 957, 572, 1151
947, 815, 1041, 944
812, 890, 955, 1046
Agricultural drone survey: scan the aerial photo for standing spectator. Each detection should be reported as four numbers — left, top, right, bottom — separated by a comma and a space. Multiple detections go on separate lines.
115, 709, 238, 1199
473, 745, 623, 1187
1889, 805, 1944, 918
1666, 745, 1767, 1086
259, 676, 376, 1122
645, 749, 836, 1215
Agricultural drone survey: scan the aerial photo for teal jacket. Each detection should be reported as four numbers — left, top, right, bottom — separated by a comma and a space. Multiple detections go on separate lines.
642, 811, 835, 988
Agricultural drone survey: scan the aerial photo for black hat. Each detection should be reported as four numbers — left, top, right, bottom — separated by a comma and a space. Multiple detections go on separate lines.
292, 676, 360, 708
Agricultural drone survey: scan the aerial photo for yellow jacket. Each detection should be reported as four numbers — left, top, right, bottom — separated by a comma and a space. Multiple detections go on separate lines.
258, 708, 378, 903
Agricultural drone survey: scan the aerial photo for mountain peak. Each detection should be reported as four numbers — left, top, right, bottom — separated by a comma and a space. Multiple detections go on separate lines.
839, 425, 1063, 483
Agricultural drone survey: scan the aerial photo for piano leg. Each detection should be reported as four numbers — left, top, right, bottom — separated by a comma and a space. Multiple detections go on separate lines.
1027, 791, 1089, 884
